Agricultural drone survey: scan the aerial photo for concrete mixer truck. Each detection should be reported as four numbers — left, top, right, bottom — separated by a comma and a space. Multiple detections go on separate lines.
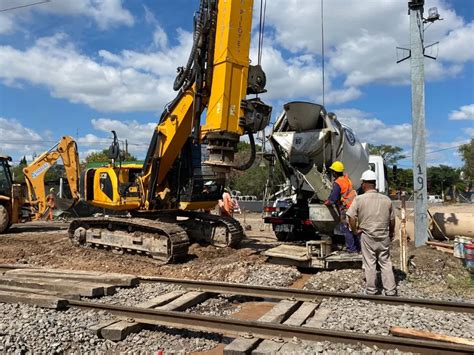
263, 102, 388, 268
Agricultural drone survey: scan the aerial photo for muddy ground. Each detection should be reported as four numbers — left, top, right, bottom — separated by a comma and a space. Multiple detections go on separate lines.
0, 213, 471, 299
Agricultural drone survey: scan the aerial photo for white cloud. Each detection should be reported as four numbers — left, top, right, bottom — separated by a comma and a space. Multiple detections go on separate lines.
333, 108, 412, 147
320, 87, 362, 105
262, 0, 472, 88
0, 117, 157, 162
0, 33, 184, 112
465, 127, 474, 137
449, 104, 474, 120
0, 0, 133, 34
0, 13, 15, 34
76, 118, 156, 158
143, 5, 168, 50
256, 45, 323, 101
153, 25, 168, 50
91, 118, 155, 149
1, 0, 473, 116
439, 23, 474, 63
0, 118, 45, 160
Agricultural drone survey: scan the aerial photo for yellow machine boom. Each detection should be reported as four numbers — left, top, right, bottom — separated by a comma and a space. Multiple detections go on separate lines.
69, 0, 271, 263
23, 136, 80, 220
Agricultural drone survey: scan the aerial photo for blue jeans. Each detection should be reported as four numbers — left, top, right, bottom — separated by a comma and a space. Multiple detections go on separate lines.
340, 222, 360, 253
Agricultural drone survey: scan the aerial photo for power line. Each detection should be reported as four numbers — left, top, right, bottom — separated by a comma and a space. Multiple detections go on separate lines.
0, 0, 51, 13
404, 144, 465, 158
0, 139, 149, 147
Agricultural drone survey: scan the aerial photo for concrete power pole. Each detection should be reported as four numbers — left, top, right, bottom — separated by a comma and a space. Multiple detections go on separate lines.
409, 0, 427, 247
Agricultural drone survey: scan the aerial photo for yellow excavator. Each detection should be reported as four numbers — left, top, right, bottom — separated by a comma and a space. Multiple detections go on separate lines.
68, 0, 272, 263
0, 136, 80, 233
23, 136, 80, 220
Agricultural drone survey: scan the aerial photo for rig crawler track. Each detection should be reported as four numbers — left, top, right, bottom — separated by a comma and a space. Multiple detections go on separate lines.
67, 211, 245, 263
175, 210, 244, 248
68, 217, 190, 264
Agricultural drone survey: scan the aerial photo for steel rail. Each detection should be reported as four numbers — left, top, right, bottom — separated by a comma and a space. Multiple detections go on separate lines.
68, 299, 473, 354
139, 276, 474, 314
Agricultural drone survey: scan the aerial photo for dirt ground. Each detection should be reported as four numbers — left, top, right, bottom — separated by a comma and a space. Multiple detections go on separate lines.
0, 214, 275, 281
0, 212, 472, 298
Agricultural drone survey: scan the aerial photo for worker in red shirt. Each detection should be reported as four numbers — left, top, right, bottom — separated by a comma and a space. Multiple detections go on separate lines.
324, 161, 360, 253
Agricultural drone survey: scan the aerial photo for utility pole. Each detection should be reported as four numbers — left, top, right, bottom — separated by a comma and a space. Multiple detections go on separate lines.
409, 0, 428, 247
398, 2, 441, 247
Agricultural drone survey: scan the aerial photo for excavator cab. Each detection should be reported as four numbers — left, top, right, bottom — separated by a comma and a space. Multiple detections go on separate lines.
83, 164, 142, 210
83, 134, 224, 211
0, 156, 12, 199
0, 155, 22, 233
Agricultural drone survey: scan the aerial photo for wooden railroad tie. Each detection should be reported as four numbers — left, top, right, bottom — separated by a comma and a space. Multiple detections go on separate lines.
91, 291, 211, 341
0, 266, 139, 309
224, 300, 321, 355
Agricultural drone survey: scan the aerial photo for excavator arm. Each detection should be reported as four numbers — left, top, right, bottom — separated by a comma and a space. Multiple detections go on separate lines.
139, 0, 271, 209
23, 136, 80, 219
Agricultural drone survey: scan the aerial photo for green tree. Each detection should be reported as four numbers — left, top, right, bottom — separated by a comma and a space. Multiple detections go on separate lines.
11, 156, 28, 183
85, 149, 137, 164
459, 139, 473, 189
427, 165, 462, 194
368, 144, 406, 166
388, 167, 413, 193
228, 142, 285, 198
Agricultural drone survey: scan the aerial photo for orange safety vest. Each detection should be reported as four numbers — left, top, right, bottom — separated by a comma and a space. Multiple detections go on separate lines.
335, 175, 356, 209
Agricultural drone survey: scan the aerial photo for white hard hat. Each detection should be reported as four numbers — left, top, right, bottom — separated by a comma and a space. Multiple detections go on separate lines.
361, 170, 377, 181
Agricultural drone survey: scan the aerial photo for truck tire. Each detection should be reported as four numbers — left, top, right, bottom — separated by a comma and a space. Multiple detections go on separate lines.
275, 231, 295, 242
0, 204, 10, 234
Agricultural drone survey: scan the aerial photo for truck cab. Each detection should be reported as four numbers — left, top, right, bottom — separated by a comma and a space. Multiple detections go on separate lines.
368, 155, 388, 194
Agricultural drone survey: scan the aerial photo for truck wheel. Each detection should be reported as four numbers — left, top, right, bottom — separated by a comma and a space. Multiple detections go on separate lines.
275, 231, 294, 242
0, 205, 10, 234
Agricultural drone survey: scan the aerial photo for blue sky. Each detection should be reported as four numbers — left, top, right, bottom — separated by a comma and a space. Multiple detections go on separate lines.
0, 0, 472, 168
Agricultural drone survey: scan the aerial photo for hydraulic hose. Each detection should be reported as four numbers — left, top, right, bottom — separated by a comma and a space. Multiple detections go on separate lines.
173, 0, 205, 91
234, 133, 256, 171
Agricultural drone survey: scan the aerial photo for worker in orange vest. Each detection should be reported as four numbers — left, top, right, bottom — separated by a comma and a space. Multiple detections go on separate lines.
324, 161, 360, 253
45, 187, 56, 222
219, 188, 234, 218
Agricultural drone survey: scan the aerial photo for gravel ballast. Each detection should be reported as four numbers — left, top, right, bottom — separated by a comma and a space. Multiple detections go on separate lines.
316, 298, 474, 338
0, 303, 220, 353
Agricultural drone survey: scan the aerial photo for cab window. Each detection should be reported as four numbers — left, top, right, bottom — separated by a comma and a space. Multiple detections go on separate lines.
0, 161, 12, 195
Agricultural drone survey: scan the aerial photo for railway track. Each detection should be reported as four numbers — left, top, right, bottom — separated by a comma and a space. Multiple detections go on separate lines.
68, 299, 473, 354
0, 266, 472, 353
139, 276, 474, 314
